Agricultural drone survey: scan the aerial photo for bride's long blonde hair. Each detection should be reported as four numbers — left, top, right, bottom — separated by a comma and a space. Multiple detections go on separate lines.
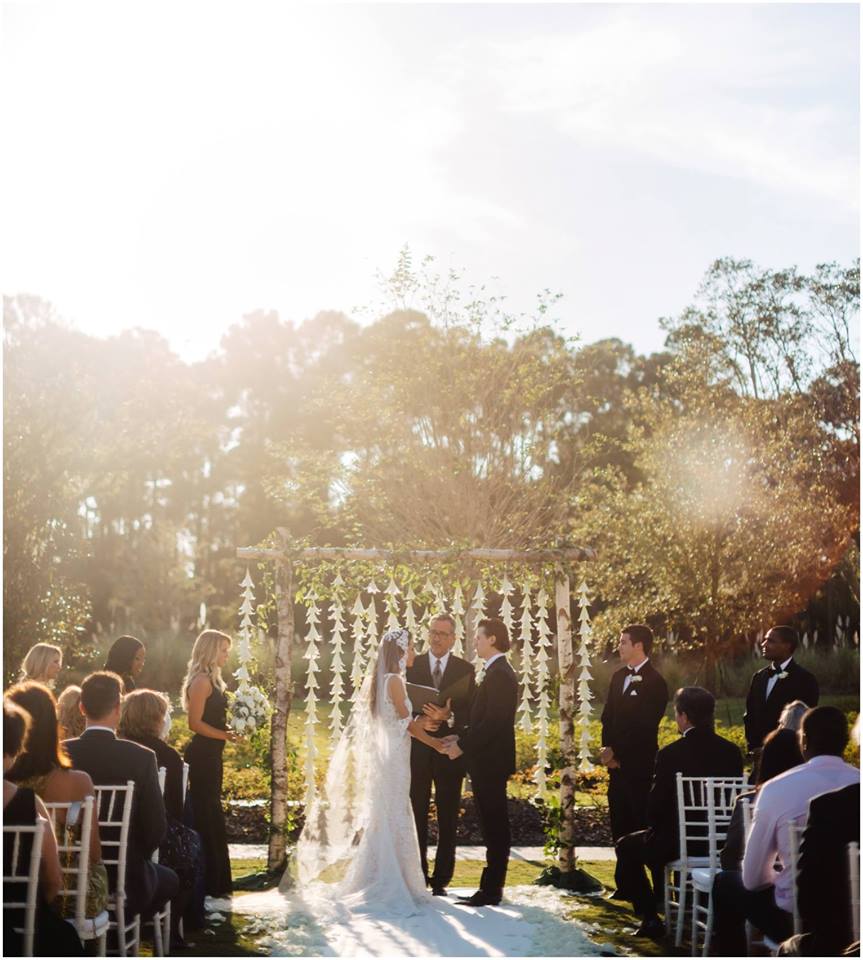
181, 629, 231, 711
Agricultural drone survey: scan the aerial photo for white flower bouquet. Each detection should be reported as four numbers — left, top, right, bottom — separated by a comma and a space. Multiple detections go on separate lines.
228, 681, 271, 735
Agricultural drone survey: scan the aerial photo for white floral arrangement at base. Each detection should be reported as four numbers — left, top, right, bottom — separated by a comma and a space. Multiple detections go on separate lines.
228, 682, 270, 735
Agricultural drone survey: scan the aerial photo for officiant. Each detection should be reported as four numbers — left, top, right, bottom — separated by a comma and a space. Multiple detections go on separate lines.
406, 613, 477, 896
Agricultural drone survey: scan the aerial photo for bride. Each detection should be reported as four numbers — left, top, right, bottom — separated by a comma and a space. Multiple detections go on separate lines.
284, 627, 447, 916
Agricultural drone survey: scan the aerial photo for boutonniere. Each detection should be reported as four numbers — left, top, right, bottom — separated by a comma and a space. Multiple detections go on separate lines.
629, 675, 643, 684
775, 671, 789, 681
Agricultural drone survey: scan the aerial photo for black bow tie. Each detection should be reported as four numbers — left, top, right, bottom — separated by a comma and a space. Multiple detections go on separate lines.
626, 667, 638, 676
768, 663, 784, 676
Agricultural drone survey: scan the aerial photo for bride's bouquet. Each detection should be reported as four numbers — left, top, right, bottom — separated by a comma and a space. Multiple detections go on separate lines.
228, 681, 271, 735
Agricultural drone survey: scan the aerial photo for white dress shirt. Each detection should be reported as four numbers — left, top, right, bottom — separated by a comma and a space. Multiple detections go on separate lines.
622, 657, 649, 694
743, 754, 860, 912
765, 656, 793, 700
483, 652, 506, 673
429, 651, 451, 681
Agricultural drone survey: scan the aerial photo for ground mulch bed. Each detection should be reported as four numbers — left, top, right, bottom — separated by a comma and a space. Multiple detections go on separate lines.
225, 795, 612, 846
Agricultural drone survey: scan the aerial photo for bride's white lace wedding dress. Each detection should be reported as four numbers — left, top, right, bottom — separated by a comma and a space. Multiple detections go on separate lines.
335, 670, 430, 914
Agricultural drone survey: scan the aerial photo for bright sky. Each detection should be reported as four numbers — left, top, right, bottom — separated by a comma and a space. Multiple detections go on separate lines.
1, 1, 858, 361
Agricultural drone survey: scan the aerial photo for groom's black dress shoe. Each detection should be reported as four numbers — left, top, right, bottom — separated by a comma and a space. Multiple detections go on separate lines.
634, 917, 665, 941
456, 891, 501, 906
431, 886, 448, 896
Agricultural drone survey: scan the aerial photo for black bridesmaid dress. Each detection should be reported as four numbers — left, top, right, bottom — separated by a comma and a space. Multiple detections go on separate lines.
184, 686, 233, 896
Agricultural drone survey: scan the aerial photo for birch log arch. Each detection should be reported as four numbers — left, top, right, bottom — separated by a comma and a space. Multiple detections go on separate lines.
236, 529, 597, 879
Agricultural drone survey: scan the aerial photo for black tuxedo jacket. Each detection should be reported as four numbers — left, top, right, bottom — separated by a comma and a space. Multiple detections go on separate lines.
64, 728, 167, 914
600, 661, 669, 775
797, 782, 860, 956
461, 656, 518, 781
743, 659, 819, 751
645, 727, 743, 863
406, 651, 476, 742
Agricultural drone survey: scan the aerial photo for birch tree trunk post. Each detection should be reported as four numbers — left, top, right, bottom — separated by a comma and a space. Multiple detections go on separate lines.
268, 554, 294, 872
555, 571, 577, 875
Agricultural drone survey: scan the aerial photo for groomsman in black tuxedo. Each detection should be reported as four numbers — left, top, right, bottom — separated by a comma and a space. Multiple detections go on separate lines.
744, 625, 819, 758
443, 618, 518, 907
406, 613, 476, 896
600, 624, 669, 843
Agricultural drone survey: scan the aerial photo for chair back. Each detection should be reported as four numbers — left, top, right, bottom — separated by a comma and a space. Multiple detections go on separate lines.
182, 762, 189, 804
675, 774, 747, 863
849, 841, 860, 944
787, 820, 804, 935
43, 796, 94, 926
3, 818, 45, 956
93, 782, 134, 907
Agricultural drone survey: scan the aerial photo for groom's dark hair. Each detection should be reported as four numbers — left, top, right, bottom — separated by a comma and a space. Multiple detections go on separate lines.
479, 618, 510, 652
623, 624, 653, 655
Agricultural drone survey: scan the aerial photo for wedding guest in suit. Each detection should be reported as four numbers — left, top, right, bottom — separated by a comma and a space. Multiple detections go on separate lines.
104, 636, 146, 694
600, 624, 669, 843
6, 681, 108, 920
614, 686, 743, 940
406, 613, 476, 895
63, 671, 178, 923
443, 618, 518, 906
713, 706, 859, 956
119, 689, 202, 947
57, 685, 86, 740
3, 697, 84, 957
182, 630, 234, 897
18, 643, 63, 687
744, 626, 819, 762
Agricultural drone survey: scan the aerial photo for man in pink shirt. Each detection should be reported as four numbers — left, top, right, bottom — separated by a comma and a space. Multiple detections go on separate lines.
713, 706, 859, 955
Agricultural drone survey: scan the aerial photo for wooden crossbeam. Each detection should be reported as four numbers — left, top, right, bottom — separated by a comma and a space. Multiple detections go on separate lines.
236, 545, 595, 563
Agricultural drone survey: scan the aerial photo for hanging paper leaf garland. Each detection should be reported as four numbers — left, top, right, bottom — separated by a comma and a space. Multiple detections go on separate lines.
328, 573, 347, 742
575, 581, 595, 772
302, 588, 322, 805
532, 583, 552, 797
451, 582, 466, 656
228, 568, 271, 737
349, 593, 365, 702
384, 576, 401, 632
364, 596, 378, 676
517, 584, 534, 733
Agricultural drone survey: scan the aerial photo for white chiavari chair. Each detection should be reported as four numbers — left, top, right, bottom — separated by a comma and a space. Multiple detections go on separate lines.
44, 795, 110, 954
94, 781, 140, 956
149, 766, 170, 956
690, 777, 747, 955
3, 817, 45, 956
664, 773, 746, 948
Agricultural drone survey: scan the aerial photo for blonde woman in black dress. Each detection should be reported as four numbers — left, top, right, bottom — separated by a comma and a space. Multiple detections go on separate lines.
182, 629, 234, 896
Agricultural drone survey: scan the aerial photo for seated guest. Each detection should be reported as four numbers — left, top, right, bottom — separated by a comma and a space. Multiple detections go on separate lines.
614, 686, 743, 940
778, 719, 861, 957
6, 682, 108, 919
3, 698, 84, 956
119, 689, 203, 945
63, 672, 178, 924
720, 725, 804, 869
18, 643, 63, 687
751, 700, 809, 784
57, 685, 86, 741
104, 636, 146, 694
713, 705, 859, 956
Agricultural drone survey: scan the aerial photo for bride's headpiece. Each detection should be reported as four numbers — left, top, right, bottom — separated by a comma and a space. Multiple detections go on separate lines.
382, 627, 409, 651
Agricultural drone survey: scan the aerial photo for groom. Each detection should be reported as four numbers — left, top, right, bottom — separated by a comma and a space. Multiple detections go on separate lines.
443, 617, 518, 906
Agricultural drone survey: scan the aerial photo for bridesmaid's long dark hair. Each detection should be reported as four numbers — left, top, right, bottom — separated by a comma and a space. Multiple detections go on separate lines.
104, 635, 144, 690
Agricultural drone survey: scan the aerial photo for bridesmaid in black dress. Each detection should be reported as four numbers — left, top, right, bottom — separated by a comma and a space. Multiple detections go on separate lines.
182, 629, 234, 897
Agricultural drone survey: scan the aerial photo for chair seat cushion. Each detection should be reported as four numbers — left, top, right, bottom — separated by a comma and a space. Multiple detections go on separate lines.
691, 868, 715, 892
71, 909, 110, 938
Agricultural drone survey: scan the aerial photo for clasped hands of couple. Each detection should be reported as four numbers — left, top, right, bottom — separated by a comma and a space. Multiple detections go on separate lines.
419, 699, 463, 759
